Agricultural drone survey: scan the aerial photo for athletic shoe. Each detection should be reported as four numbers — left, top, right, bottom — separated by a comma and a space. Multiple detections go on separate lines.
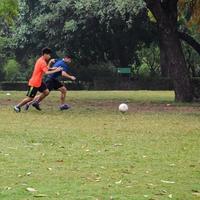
14, 105, 21, 113
24, 104, 30, 111
32, 102, 42, 111
60, 104, 70, 111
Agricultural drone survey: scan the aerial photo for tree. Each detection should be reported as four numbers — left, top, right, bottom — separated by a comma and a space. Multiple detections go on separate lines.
178, 0, 200, 56
0, 0, 18, 80
178, 0, 200, 28
0, 0, 18, 26
115, 0, 195, 101
11, 0, 198, 102
144, 0, 194, 102
3, 59, 20, 81
147, 1, 200, 79
136, 43, 160, 78
12, 0, 154, 78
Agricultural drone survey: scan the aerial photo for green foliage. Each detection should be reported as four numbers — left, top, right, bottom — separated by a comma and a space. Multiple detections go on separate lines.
115, 0, 145, 15
133, 43, 160, 78
3, 59, 20, 81
6, 0, 155, 83
6, 0, 199, 83
78, 62, 116, 82
0, 0, 18, 25
147, 9, 156, 23
0, 36, 7, 61
0, 37, 10, 80
64, 20, 78, 32
183, 42, 200, 77
0, 0, 18, 80
12, 0, 153, 69
138, 63, 150, 78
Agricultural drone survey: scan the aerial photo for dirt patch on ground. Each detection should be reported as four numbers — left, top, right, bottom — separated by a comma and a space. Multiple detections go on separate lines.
2, 98, 200, 113
79, 101, 200, 113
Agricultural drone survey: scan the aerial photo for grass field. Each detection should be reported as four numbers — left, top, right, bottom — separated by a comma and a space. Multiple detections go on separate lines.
0, 90, 200, 200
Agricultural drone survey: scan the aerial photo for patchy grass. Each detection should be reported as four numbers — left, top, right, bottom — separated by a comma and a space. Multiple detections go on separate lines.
0, 91, 200, 199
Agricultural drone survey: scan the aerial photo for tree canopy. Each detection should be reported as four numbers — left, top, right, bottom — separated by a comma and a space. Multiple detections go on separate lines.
179, 0, 200, 29
0, 0, 18, 26
12, 0, 154, 67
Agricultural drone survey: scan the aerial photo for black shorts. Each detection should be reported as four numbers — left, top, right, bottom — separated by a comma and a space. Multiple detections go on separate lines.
46, 78, 64, 91
26, 82, 48, 98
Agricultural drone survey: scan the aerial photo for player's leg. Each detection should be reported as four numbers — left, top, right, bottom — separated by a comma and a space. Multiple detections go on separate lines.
36, 89, 49, 102
58, 86, 70, 110
52, 79, 69, 110
24, 94, 40, 110
32, 79, 55, 110
14, 86, 37, 112
45, 78, 70, 110
58, 86, 67, 105
32, 82, 49, 111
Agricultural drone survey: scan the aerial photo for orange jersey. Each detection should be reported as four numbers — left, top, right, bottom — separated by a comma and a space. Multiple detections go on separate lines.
28, 56, 48, 87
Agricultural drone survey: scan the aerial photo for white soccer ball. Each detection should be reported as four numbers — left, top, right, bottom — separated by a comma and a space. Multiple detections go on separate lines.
118, 103, 128, 112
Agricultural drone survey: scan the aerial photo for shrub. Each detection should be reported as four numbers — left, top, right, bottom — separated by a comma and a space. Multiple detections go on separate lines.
3, 58, 20, 81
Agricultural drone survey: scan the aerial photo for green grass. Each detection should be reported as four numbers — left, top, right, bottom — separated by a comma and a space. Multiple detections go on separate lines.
0, 91, 200, 200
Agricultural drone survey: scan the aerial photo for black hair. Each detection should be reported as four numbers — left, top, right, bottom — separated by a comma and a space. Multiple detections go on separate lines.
64, 54, 73, 59
42, 47, 52, 55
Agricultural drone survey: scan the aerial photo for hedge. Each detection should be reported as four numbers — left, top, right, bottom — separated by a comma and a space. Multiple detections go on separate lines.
0, 78, 200, 92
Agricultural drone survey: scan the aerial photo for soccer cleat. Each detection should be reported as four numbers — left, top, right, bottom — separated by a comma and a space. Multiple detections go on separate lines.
14, 105, 21, 113
24, 104, 30, 111
59, 104, 70, 111
32, 102, 42, 111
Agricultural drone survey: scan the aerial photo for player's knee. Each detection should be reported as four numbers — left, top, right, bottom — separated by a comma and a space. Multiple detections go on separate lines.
44, 89, 50, 96
61, 87, 67, 94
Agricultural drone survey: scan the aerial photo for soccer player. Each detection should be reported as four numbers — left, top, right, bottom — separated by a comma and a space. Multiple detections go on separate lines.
14, 47, 62, 112
25, 54, 76, 111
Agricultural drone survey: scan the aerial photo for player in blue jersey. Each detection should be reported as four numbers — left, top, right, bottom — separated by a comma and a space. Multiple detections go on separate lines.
25, 54, 76, 111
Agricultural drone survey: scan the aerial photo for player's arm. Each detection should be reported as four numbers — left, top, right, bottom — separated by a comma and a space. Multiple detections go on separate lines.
47, 59, 55, 68
49, 66, 58, 70
41, 59, 62, 75
62, 71, 76, 81
45, 67, 62, 75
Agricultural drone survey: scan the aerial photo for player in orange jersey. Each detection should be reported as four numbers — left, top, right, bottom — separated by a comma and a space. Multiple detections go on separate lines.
14, 47, 62, 112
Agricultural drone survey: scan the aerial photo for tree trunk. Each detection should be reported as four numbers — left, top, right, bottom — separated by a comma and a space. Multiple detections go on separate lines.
159, 38, 169, 77
160, 29, 193, 102
145, 0, 193, 102
160, 31, 200, 78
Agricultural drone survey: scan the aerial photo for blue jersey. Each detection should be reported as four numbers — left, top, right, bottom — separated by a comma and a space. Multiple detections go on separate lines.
48, 59, 69, 79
